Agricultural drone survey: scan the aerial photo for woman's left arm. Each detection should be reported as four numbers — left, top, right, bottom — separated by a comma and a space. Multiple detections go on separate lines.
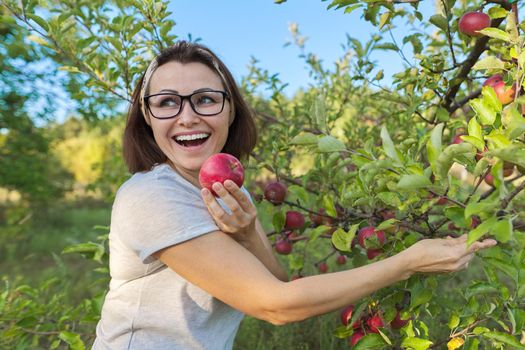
201, 180, 289, 282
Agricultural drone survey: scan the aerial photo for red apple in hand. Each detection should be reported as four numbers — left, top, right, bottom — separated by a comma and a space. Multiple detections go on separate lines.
483, 74, 516, 105
264, 181, 287, 205
458, 12, 490, 37
199, 153, 244, 197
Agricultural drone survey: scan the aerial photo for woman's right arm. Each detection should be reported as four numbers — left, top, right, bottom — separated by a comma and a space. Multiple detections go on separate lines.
154, 231, 496, 325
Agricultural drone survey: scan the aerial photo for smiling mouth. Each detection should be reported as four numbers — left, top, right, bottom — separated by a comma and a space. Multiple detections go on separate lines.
173, 133, 210, 147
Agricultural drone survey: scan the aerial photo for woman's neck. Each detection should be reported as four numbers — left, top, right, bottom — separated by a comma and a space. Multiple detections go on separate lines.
166, 161, 201, 188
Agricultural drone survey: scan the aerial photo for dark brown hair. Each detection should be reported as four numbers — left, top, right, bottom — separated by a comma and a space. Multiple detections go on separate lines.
123, 41, 257, 173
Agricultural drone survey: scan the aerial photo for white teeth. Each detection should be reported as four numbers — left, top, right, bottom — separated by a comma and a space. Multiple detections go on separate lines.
175, 133, 210, 141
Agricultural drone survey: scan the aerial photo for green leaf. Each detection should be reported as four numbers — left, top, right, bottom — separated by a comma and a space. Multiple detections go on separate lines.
308, 225, 332, 242
312, 95, 327, 131
483, 331, 525, 349
492, 218, 512, 243
470, 98, 496, 126
482, 85, 503, 113
501, 106, 525, 139
26, 14, 50, 31
272, 211, 285, 233
410, 281, 433, 308
318, 136, 346, 152
488, 6, 508, 19
289, 132, 318, 145
380, 126, 402, 163
486, 147, 525, 168
353, 333, 388, 350
477, 28, 511, 42
375, 43, 398, 51
472, 56, 506, 71
429, 14, 448, 32
401, 337, 433, 350
468, 116, 483, 140
332, 325, 355, 338
379, 12, 391, 30
448, 313, 460, 329
332, 226, 357, 252
435, 143, 476, 180
427, 123, 444, 174
59, 331, 85, 350
465, 282, 499, 298
376, 192, 401, 207
461, 136, 485, 151
467, 217, 497, 245
464, 201, 496, 219
396, 175, 432, 191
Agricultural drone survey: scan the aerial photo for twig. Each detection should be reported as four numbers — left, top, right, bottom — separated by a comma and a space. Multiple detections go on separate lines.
501, 180, 525, 209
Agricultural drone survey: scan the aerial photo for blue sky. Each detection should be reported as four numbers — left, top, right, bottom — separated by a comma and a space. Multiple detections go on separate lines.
169, 0, 435, 96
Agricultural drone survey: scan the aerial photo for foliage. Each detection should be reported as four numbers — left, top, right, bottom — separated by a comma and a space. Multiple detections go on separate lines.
1, 0, 525, 349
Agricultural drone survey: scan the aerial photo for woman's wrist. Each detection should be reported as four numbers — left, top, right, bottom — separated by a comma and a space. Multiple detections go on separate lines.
395, 246, 418, 280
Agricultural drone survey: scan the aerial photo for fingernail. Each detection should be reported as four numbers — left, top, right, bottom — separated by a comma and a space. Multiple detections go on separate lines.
213, 182, 222, 191
201, 188, 210, 196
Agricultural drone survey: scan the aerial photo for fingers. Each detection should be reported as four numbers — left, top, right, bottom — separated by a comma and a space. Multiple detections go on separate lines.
468, 238, 497, 253
200, 181, 256, 234
201, 188, 230, 225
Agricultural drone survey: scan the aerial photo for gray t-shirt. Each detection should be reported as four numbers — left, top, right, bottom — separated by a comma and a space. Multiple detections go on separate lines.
92, 163, 245, 350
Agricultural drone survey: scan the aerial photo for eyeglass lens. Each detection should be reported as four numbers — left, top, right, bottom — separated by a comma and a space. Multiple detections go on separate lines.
147, 91, 226, 119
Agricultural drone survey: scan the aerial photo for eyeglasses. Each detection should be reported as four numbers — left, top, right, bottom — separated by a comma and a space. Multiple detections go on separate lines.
144, 90, 229, 119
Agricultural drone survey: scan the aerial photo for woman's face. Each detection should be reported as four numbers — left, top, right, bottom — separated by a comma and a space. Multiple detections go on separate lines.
146, 61, 233, 182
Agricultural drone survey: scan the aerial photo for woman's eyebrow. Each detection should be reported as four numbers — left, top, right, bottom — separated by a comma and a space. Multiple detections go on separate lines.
155, 87, 219, 94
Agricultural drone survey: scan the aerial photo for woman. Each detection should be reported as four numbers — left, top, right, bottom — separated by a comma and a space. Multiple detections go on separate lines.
92, 41, 496, 349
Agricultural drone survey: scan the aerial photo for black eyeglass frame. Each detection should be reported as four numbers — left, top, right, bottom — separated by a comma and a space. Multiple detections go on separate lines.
143, 90, 230, 120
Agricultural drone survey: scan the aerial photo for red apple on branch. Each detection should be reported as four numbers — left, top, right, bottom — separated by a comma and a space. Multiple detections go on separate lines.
483, 74, 516, 105
318, 262, 329, 274
390, 310, 410, 329
349, 330, 365, 347
275, 238, 293, 255
336, 254, 347, 265
357, 226, 386, 249
340, 304, 354, 326
264, 181, 287, 205
458, 11, 490, 37
285, 210, 305, 230
199, 153, 244, 197
366, 314, 384, 333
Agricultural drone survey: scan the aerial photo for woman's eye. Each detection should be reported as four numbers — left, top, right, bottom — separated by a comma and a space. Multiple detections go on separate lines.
196, 95, 216, 105
159, 97, 180, 107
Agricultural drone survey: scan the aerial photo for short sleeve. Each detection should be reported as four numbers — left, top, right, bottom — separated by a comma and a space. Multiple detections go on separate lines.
113, 171, 219, 264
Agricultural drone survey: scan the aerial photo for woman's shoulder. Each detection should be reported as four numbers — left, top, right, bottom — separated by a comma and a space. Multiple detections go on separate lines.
115, 163, 194, 203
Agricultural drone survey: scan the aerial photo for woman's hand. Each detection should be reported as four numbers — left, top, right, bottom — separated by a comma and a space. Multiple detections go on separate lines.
201, 180, 257, 244
404, 234, 497, 275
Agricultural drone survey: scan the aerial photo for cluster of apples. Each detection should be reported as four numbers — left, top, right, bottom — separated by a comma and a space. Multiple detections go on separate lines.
263, 181, 306, 255
458, 11, 518, 105
264, 181, 349, 274
340, 304, 410, 347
